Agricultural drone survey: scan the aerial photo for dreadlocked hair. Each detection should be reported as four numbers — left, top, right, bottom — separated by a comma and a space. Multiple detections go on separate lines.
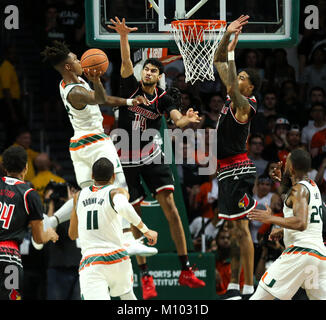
41, 40, 70, 66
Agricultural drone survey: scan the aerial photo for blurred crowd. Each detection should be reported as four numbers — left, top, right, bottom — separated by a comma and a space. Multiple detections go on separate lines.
0, 0, 326, 299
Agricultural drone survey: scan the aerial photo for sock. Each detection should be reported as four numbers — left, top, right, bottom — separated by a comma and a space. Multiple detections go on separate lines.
139, 263, 149, 277
227, 283, 240, 291
242, 284, 254, 295
53, 198, 74, 225
178, 255, 191, 271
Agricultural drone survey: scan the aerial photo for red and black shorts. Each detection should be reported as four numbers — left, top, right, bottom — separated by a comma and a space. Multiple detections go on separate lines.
0, 241, 23, 300
217, 153, 257, 220
122, 156, 175, 205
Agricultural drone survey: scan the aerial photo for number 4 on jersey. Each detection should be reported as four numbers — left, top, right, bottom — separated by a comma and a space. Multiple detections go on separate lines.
0, 202, 15, 229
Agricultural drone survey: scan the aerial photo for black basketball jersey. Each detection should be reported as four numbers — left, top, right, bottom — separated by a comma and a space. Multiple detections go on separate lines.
118, 74, 177, 165
0, 177, 44, 244
216, 95, 257, 159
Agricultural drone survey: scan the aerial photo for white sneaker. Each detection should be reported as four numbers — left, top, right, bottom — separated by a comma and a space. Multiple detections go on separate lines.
123, 236, 158, 257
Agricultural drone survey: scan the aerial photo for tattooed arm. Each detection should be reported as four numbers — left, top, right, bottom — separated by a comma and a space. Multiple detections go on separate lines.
213, 15, 249, 90
213, 31, 232, 89
227, 58, 252, 120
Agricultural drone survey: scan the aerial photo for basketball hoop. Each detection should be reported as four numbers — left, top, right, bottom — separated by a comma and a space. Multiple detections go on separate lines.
171, 19, 226, 84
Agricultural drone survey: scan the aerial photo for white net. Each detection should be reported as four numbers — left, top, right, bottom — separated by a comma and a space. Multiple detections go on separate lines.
171, 20, 226, 85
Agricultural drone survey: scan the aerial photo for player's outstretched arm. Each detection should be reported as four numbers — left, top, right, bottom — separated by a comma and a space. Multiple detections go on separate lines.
107, 17, 137, 78
248, 184, 309, 231
170, 108, 201, 128
68, 192, 80, 240
214, 15, 249, 88
227, 32, 251, 117
30, 220, 59, 244
111, 188, 158, 245
68, 70, 148, 108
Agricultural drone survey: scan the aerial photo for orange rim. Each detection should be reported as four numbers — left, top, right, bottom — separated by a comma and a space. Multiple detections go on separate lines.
171, 19, 226, 31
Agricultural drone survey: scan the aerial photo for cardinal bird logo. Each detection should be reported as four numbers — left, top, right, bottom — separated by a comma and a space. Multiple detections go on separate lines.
9, 289, 21, 300
238, 193, 250, 209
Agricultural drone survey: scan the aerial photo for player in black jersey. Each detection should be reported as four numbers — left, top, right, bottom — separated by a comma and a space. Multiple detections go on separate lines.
0, 146, 58, 300
108, 17, 205, 299
213, 15, 261, 300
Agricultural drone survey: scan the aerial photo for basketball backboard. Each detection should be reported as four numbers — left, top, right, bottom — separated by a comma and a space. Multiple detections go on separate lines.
85, 0, 300, 49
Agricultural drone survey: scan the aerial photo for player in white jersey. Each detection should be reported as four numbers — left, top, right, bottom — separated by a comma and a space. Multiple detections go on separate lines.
40, 41, 156, 257
68, 157, 158, 300
248, 148, 326, 300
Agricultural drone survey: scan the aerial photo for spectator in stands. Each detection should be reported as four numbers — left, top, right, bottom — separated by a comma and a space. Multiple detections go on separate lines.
189, 173, 219, 220
251, 91, 279, 135
241, 49, 264, 82
0, 45, 25, 147
299, 46, 326, 103
189, 201, 222, 252
6, 129, 40, 182
215, 228, 244, 298
44, 182, 81, 300
248, 133, 268, 176
201, 92, 224, 129
301, 103, 326, 151
262, 117, 290, 162
310, 124, 326, 159
56, 0, 85, 56
31, 153, 66, 202
279, 80, 305, 125
305, 86, 326, 110
272, 49, 296, 88
278, 124, 303, 167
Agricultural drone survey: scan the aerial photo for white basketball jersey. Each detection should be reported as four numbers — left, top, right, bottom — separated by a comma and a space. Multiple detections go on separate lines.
283, 180, 326, 253
76, 184, 123, 256
59, 77, 104, 138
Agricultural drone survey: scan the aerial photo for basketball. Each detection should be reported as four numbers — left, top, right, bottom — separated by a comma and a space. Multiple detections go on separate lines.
80, 48, 109, 74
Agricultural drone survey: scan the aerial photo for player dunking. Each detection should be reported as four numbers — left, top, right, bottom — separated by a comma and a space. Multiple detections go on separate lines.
213, 15, 261, 299
108, 17, 205, 299
68, 158, 158, 300
0, 146, 58, 300
40, 42, 156, 257
248, 149, 326, 300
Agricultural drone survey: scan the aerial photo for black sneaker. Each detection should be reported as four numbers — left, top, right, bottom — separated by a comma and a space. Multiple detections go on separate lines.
241, 293, 253, 300
220, 289, 242, 300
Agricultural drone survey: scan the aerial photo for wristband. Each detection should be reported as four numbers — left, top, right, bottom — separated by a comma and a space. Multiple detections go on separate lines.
139, 223, 149, 234
126, 99, 133, 106
228, 51, 235, 61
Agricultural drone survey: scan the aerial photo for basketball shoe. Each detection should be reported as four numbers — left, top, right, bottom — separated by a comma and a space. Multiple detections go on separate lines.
178, 267, 206, 288
123, 236, 158, 257
141, 275, 158, 300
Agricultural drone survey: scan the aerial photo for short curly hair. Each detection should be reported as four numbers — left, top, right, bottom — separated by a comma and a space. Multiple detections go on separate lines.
41, 40, 70, 66
243, 68, 261, 94
2, 146, 27, 174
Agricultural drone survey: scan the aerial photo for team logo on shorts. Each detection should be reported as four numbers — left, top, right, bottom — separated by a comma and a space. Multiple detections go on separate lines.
238, 193, 250, 209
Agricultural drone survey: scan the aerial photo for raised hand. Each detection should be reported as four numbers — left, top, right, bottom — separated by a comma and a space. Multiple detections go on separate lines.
268, 228, 284, 241
143, 229, 158, 246
107, 17, 138, 35
247, 204, 273, 223
132, 95, 150, 106
83, 68, 103, 83
269, 161, 283, 182
185, 108, 201, 123
227, 15, 249, 34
